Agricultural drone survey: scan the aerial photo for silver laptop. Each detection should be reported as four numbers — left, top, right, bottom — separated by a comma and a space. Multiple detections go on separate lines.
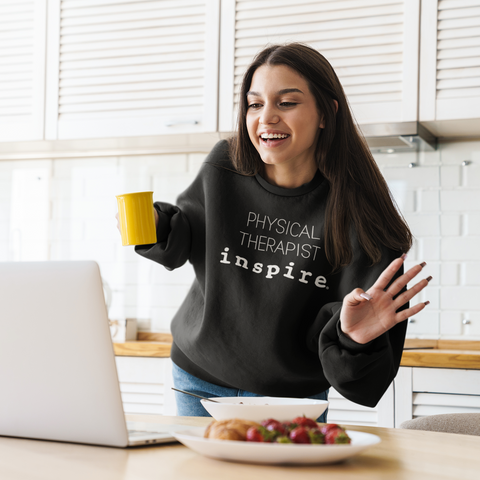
0, 260, 186, 447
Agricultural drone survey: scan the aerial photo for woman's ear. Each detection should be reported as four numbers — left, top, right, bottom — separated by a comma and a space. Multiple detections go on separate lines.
319, 100, 339, 129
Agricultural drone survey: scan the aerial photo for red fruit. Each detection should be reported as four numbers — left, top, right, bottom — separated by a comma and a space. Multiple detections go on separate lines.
246, 426, 265, 442
261, 418, 279, 427
289, 426, 311, 444
319, 423, 341, 435
325, 427, 351, 445
292, 416, 318, 429
308, 427, 325, 444
265, 420, 286, 436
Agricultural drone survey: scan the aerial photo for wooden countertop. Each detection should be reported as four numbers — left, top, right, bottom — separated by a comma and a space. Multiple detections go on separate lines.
114, 334, 480, 369
2, 414, 480, 480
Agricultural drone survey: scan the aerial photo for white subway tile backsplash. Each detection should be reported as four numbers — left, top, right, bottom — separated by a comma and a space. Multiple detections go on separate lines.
464, 313, 480, 336
405, 214, 440, 237
417, 190, 440, 212
463, 163, 480, 188
440, 214, 461, 236
382, 166, 440, 188
441, 237, 480, 261
466, 213, 480, 235
188, 153, 207, 174
1, 139, 480, 339
441, 287, 480, 310
440, 311, 463, 335
406, 310, 439, 336
441, 263, 460, 286
419, 237, 441, 261
123, 284, 190, 308
464, 262, 480, 285
151, 307, 178, 332
440, 166, 461, 188
441, 190, 480, 212
119, 154, 188, 174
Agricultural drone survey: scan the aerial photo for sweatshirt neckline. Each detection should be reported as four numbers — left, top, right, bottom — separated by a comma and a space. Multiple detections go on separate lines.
255, 169, 324, 197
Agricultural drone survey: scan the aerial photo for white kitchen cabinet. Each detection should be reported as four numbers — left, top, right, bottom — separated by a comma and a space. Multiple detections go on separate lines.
0, 0, 47, 142
219, 0, 421, 131
327, 384, 395, 428
115, 356, 176, 415
43, 0, 220, 140
419, 0, 480, 137
394, 366, 480, 426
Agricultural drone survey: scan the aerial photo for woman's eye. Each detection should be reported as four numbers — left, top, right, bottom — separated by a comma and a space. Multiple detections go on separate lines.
247, 103, 262, 109
280, 102, 297, 107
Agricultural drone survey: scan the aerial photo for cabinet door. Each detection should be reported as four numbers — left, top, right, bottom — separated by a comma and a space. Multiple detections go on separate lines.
115, 356, 175, 415
420, 0, 480, 124
0, 0, 47, 142
327, 384, 394, 428
219, 0, 420, 131
395, 367, 480, 425
45, 0, 220, 140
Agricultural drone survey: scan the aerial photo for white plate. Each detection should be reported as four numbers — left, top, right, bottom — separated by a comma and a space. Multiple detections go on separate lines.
174, 427, 381, 465
200, 396, 328, 422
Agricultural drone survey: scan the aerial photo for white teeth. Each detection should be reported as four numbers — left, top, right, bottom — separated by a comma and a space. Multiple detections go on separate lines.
260, 133, 289, 139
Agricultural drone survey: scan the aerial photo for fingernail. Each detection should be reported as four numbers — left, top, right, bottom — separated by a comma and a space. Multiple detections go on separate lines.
360, 293, 373, 301
401, 253, 408, 260
424, 301, 430, 306
426, 276, 433, 282
420, 261, 427, 268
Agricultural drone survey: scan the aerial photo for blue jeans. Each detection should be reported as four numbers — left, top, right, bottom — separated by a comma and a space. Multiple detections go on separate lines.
172, 362, 329, 422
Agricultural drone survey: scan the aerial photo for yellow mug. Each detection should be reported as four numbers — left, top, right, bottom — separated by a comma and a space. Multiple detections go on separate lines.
116, 191, 157, 246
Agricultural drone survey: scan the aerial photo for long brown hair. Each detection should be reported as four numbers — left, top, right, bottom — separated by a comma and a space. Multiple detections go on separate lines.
229, 43, 412, 269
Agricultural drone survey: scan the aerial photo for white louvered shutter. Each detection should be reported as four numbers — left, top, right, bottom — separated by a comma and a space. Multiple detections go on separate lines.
49, 0, 219, 139
219, 0, 420, 131
435, 0, 480, 120
0, 0, 46, 142
412, 368, 480, 419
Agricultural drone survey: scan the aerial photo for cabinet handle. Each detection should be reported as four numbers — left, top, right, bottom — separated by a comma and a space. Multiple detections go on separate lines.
463, 319, 471, 325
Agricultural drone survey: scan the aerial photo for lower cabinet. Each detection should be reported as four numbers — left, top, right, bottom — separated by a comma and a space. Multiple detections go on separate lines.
327, 385, 394, 428
115, 358, 480, 427
394, 367, 480, 426
114, 357, 176, 416
328, 367, 480, 428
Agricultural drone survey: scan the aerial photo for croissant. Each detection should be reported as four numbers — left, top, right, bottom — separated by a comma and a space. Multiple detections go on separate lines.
204, 419, 261, 441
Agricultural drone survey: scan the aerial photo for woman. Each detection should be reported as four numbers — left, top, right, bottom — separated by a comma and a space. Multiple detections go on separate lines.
133, 43, 430, 419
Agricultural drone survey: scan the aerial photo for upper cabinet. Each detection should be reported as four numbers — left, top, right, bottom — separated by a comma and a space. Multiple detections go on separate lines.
0, 0, 47, 142
46, 0, 220, 140
219, 0, 421, 132
419, 0, 480, 136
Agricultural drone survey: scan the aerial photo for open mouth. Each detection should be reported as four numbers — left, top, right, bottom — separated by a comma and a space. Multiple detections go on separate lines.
260, 134, 290, 145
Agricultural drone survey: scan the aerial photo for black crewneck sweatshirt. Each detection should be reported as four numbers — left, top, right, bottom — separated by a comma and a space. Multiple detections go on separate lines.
135, 140, 407, 407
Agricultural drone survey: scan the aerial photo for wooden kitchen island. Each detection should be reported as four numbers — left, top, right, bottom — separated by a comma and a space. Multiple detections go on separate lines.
1, 415, 479, 480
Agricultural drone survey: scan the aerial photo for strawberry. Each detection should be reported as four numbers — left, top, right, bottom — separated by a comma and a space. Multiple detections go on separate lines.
307, 427, 325, 444
292, 416, 318, 429
325, 427, 351, 445
275, 435, 293, 444
289, 426, 311, 444
246, 426, 276, 443
263, 419, 286, 436
319, 423, 341, 435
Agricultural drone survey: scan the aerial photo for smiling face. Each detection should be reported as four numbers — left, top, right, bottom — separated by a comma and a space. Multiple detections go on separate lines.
246, 64, 324, 179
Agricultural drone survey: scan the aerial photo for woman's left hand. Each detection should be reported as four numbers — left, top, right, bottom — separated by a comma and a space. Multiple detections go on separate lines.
339, 256, 431, 345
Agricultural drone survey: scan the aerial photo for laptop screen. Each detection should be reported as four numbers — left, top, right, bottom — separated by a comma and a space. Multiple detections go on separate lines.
0, 261, 129, 447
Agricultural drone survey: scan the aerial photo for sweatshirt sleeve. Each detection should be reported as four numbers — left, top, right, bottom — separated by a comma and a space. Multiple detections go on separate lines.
134, 201, 192, 270
310, 252, 408, 408
317, 299, 407, 407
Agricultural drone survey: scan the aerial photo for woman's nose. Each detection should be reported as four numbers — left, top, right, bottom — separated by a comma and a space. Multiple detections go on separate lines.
259, 104, 279, 125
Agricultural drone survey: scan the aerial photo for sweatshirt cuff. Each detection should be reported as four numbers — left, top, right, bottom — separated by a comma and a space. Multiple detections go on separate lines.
336, 320, 382, 353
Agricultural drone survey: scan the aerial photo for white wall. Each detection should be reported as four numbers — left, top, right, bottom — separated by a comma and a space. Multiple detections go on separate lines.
0, 139, 479, 338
